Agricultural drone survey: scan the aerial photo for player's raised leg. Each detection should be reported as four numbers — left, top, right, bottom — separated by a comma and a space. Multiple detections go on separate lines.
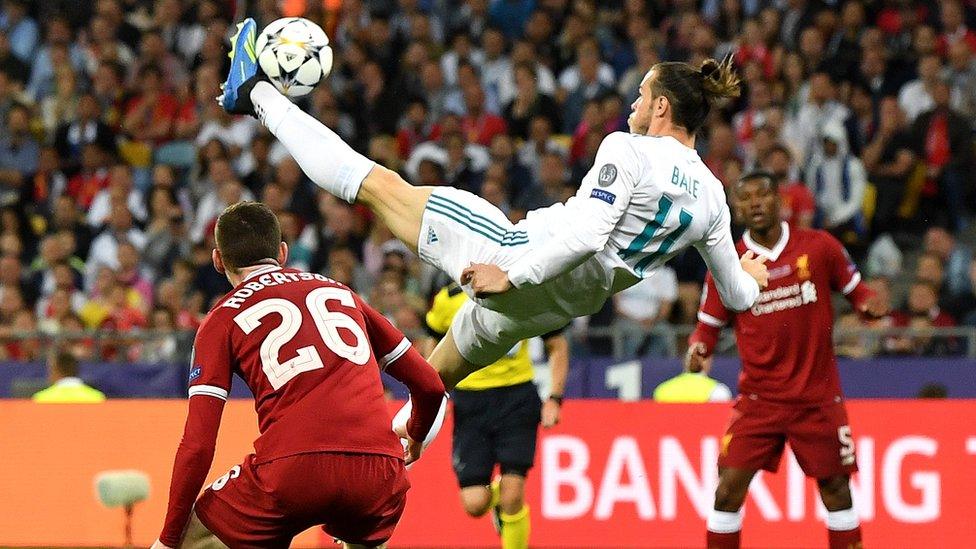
220, 18, 429, 252
429, 325, 483, 388
706, 467, 755, 549
817, 475, 862, 549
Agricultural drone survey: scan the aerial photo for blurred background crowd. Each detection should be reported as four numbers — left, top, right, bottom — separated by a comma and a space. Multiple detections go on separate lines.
0, 0, 974, 365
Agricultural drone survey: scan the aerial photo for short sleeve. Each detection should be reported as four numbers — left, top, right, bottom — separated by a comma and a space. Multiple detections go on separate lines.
698, 273, 731, 328
187, 314, 234, 401
823, 232, 862, 295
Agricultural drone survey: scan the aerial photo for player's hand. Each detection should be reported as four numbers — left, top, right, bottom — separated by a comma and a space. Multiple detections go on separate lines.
460, 263, 513, 297
684, 342, 712, 373
541, 398, 561, 428
859, 293, 890, 318
150, 540, 174, 549
393, 423, 424, 466
740, 250, 769, 289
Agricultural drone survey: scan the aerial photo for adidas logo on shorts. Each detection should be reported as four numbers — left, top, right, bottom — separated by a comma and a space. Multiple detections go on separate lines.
427, 227, 439, 244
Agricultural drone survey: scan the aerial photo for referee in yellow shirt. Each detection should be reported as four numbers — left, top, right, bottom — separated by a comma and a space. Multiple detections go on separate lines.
425, 283, 568, 549
32, 351, 106, 403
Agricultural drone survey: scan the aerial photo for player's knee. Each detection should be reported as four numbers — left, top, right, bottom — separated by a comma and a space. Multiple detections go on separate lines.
459, 487, 492, 517
499, 489, 525, 515
713, 479, 748, 511
817, 475, 852, 510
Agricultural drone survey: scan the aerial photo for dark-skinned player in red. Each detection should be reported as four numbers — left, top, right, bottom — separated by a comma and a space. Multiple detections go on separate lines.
152, 202, 445, 549
689, 171, 887, 549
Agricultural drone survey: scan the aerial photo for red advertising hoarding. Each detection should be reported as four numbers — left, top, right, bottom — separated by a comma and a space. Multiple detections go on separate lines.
1, 400, 973, 547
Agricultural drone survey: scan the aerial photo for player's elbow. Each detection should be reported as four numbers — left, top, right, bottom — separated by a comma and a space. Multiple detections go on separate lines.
720, 285, 759, 313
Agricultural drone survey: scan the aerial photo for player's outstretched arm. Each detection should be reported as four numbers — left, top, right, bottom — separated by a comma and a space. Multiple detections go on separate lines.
502, 132, 639, 290
357, 295, 446, 462
695, 206, 766, 311
158, 396, 225, 547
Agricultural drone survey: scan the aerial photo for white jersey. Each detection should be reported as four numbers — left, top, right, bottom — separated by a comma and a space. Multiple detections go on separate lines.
505, 132, 759, 316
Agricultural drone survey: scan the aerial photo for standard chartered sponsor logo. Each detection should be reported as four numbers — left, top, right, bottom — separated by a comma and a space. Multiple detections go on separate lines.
750, 282, 818, 316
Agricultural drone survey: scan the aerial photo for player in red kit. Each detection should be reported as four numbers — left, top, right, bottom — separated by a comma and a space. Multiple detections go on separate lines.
689, 172, 887, 549
152, 202, 446, 549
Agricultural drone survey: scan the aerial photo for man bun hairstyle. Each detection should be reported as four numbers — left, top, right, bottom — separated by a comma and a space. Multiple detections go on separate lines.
651, 57, 741, 135
215, 201, 281, 272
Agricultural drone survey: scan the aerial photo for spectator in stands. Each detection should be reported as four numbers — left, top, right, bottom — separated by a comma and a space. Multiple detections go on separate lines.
910, 78, 974, 233
559, 38, 614, 133
617, 36, 658, 104
946, 41, 976, 121
517, 115, 567, 182
503, 61, 560, 139
121, 65, 179, 147
478, 27, 509, 98
87, 164, 147, 228
22, 147, 67, 221
48, 195, 92, 260
704, 124, 739, 182
459, 80, 507, 146
945, 259, 976, 326
925, 227, 974, 297
0, 104, 39, 203
32, 351, 105, 403
915, 252, 947, 292
0, 34, 27, 88
396, 98, 435, 160
85, 15, 136, 75
806, 122, 867, 248
763, 144, 814, 229
937, 0, 976, 57
85, 203, 146, 290
0, 0, 37, 63
53, 93, 117, 173
614, 266, 678, 358
513, 150, 569, 214
785, 71, 849, 166
861, 98, 915, 237
138, 307, 179, 363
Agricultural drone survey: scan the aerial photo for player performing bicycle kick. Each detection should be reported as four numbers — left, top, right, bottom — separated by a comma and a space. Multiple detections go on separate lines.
220, 18, 768, 444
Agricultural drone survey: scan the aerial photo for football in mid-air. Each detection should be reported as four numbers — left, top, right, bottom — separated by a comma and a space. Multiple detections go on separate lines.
256, 17, 333, 98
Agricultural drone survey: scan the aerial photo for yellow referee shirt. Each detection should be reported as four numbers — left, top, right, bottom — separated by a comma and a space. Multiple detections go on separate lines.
32, 377, 106, 403
425, 284, 535, 390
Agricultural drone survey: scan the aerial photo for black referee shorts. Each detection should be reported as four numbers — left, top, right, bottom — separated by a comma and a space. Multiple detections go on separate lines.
451, 381, 542, 488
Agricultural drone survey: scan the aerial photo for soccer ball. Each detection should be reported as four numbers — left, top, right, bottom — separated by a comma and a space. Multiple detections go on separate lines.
256, 17, 333, 99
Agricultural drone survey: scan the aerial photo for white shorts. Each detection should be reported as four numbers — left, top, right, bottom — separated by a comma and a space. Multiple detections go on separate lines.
418, 188, 570, 365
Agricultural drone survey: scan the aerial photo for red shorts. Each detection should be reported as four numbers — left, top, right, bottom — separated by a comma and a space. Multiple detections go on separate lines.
195, 452, 409, 548
718, 396, 858, 478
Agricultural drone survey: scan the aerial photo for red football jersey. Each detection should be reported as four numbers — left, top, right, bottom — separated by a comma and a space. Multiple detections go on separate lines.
693, 223, 872, 404
189, 265, 407, 462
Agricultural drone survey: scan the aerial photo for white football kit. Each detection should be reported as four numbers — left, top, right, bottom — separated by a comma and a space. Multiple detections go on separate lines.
418, 131, 760, 364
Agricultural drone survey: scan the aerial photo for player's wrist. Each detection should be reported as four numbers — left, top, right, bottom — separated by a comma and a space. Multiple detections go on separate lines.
548, 394, 563, 405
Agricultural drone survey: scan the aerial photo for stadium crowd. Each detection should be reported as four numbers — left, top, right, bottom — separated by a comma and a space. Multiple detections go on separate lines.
0, 0, 974, 363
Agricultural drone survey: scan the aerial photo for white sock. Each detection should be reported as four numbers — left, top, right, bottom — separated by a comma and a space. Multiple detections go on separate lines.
826, 507, 859, 531
250, 81, 374, 204
707, 509, 743, 534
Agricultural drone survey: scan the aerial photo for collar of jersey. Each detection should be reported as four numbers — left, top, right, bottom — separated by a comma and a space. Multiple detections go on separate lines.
242, 264, 282, 282
743, 221, 790, 261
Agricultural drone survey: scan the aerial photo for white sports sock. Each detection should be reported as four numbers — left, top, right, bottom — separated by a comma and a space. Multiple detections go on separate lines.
250, 81, 374, 204
707, 509, 743, 534
826, 507, 859, 531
